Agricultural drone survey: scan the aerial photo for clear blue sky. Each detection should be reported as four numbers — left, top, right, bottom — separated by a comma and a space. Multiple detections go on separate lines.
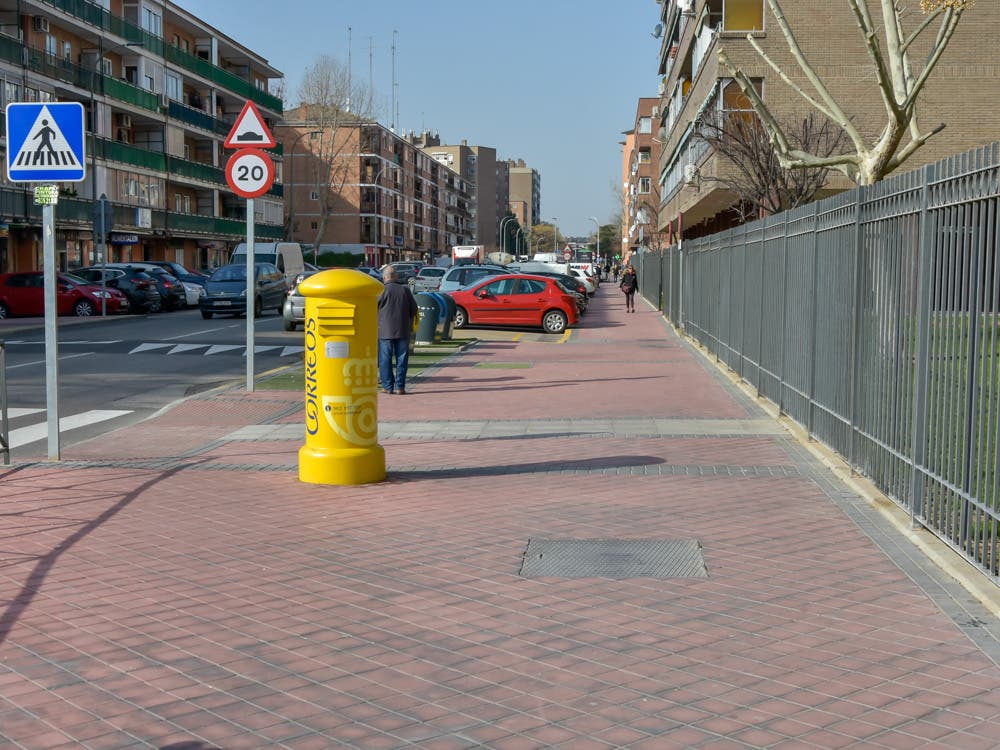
184, 0, 663, 238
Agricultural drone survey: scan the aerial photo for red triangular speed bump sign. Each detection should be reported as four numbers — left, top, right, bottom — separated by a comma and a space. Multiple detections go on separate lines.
224, 100, 276, 150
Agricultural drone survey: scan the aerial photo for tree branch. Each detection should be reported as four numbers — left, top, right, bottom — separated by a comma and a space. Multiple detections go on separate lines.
902, 8, 962, 112
847, 0, 902, 122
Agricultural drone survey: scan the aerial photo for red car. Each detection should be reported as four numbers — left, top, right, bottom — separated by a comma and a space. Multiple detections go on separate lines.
0, 271, 130, 318
448, 273, 579, 333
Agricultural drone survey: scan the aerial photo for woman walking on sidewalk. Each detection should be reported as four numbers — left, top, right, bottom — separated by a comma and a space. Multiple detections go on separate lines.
620, 264, 638, 313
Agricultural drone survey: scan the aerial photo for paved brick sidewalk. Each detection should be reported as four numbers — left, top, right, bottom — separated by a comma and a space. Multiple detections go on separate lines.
2, 284, 1000, 749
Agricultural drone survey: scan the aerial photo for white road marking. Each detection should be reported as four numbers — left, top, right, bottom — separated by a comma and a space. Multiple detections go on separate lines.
8, 409, 133, 449
167, 344, 209, 354
164, 327, 229, 340
7, 352, 94, 370
280, 346, 304, 357
6, 408, 45, 418
205, 344, 244, 355
129, 343, 172, 354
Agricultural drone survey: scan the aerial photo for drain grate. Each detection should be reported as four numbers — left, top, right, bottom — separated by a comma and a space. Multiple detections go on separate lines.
519, 538, 708, 579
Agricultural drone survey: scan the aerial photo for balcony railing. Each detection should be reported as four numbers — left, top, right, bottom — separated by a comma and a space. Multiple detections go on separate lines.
168, 100, 229, 135
90, 135, 167, 171
40, 0, 281, 112
0, 185, 282, 238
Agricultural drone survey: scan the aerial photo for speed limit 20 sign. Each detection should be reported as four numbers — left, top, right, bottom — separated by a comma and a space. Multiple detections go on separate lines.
225, 148, 275, 198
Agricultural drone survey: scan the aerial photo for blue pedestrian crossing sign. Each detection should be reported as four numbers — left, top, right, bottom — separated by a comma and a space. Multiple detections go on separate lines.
5, 102, 86, 183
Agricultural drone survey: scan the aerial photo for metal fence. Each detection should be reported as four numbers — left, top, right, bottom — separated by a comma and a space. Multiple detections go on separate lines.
638, 143, 1000, 584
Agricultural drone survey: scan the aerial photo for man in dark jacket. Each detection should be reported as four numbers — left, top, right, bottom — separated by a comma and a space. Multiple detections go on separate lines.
377, 265, 418, 394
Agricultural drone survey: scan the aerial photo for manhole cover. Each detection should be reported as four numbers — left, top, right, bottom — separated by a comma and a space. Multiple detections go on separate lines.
519, 538, 708, 579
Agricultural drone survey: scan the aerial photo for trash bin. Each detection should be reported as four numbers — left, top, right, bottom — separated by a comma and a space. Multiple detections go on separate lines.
430, 292, 455, 340
414, 293, 439, 345
427, 292, 448, 339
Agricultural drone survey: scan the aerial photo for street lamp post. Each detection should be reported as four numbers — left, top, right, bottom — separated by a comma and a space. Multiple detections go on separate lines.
589, 216, 600, 269
285, 128, 322, 244
515, 227, 526, 257
551, 217, 558, 258
499, 215, 515, 256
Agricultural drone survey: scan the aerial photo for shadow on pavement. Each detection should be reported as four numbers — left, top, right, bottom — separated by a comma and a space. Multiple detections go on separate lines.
0, 460, 209, 647
395, 454, 664, 480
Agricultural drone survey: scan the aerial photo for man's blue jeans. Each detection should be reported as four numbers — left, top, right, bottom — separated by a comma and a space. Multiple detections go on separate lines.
378, 337, 410, 392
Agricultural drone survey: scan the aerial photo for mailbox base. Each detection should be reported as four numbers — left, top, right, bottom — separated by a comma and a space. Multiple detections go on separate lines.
299, 444, 386, 485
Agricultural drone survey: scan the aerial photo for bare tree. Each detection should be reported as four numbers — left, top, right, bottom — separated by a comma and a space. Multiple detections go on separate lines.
718, 0, 974, 185
295, 55, 378, 249
695, 112, 847, 221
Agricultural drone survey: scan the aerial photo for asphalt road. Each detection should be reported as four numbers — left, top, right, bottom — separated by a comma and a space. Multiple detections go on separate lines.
0, 307, 301, 459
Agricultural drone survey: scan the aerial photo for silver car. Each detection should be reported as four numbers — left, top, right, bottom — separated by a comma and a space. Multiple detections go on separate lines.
281, 270, 318, 331
408, 266, 447, 293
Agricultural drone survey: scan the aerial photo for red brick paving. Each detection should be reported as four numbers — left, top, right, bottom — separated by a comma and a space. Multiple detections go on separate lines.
1, 284, 999, 749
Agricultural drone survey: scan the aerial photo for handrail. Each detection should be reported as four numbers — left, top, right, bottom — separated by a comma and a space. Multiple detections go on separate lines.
0, 339, 8, 465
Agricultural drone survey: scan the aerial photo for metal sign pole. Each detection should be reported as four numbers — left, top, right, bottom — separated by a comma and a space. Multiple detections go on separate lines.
43, 194, 60, 460
98, 194, 106, 316
246, 197, 255, 392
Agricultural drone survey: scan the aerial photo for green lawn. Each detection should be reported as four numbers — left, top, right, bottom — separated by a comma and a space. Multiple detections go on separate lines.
257, 350, 452, 391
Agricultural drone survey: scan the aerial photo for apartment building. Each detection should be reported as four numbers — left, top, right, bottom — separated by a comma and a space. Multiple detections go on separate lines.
507, 159, 540, 231
0, 0, 285, 275
281, 114, 473, 267
407, 132, 506, 254
621, 97, 663, 260
654, 0, 1000, 239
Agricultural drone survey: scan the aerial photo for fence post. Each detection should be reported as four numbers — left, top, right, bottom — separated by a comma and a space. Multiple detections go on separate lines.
754, 218, 764, 397
909, 163, 936, 529
848, 186, 867, 474
807, 202, 820, 439
778, 214, 789, 415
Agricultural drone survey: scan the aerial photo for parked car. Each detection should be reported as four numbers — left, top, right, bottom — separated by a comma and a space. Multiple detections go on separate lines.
408, 266, 446, 292
200, 262, 287, 319
447, 273, 579, 334
281, 270, 321, 331
95, 262, 186, 311
387, 261, 424, 282
568, 267, 597, 296
0, 271, 129, 318
75, 266, 162, 314
356, 265, 382, 280
438, 264, 508, 293
181, 281, 206, 308
512, 270, 588, 313
145, 260, 210, 287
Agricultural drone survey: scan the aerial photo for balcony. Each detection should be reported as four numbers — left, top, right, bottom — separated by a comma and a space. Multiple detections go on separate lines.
39, 0, 282, 113
168, 100, 229, 135
90, 135, 167, 171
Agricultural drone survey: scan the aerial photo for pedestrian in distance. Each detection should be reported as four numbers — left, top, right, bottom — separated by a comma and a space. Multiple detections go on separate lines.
612, 263, 620, 283
620, 264, 638, 313
377, 266, 418, 395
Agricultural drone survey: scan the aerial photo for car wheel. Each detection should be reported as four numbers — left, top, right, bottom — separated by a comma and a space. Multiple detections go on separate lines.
253, 297, 263, 318
453, 306, 467, 329
73, 299, 96, 317
148, 300, 162, 313
201, 310, 213, 319
0, 301, 9, 319
283, 319, 297, 332
542, 309, 567, 334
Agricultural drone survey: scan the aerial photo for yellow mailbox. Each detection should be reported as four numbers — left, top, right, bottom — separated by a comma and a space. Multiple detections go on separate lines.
297, 269, 386, 485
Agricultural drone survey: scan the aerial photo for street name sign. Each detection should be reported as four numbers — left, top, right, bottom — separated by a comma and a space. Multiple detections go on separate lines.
6, 102, 86, 182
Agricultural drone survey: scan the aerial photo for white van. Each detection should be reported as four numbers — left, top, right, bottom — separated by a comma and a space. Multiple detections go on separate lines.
231, 242, 305, 285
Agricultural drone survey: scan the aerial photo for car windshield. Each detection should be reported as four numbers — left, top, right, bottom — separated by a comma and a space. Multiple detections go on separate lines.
62, 272, 88, 285
211, 266, 246, 282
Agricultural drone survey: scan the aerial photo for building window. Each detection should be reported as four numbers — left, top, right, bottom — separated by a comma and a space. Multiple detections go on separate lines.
309, 191, 319, 201
638, 149, 651, 163
638, 117, 652, 134
62, 41, 72, 61
639, 177, 651, 194
311, 222, 318, 230
724, 0, 765, 32
143, 75, 154, 92
45, 34, 57, 56
165, 73, 182, 102
141, 8, 162, 36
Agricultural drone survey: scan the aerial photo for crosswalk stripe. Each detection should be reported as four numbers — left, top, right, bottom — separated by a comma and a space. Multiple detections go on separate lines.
7, 408, 45, 419
168, 344, 209, 355
251, 346, 279, 355
280, 346, 304, 357
205, 344, 244, 355
8, 409, 132, 449
130, 343, 172, 354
